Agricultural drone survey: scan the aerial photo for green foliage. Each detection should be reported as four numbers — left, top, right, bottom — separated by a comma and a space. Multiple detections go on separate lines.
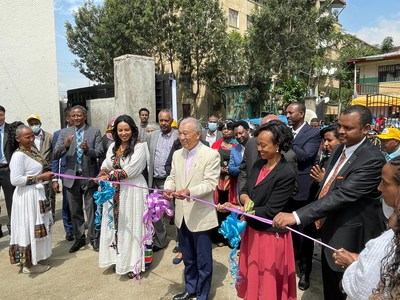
334, 33, 379, 89
175, 0, 227, 114
246, 0, 337, 106
272, 77, 308, 104
380, 36, 394, 53
205, 31, 249, 94
66, 0, 228, 115
65, 1, 106, 82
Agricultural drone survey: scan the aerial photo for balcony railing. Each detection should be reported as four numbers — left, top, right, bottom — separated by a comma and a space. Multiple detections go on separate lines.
356, 82, 400, 95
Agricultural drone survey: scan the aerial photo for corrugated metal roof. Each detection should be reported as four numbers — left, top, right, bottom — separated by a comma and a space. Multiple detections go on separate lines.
347, 50, 400, 63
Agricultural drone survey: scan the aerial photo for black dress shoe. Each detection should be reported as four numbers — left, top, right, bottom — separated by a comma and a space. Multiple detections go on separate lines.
298, 273, 310, 291
91, 240, 99, 252
69, 239, 86, 253
65, 232, 74, 241
172, 291, 196, 300
153, 245, 166, 253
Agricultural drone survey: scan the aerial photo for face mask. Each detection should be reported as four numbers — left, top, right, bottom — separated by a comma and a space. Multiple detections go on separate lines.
31, 125, 41, 134
208, 122, 217, 131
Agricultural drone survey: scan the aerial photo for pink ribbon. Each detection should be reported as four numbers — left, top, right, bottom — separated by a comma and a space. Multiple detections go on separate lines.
55, 173, 337, 251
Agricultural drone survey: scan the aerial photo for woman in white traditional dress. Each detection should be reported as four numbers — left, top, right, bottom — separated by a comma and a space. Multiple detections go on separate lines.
95, 115, 149, 278
9, 125, 54, 274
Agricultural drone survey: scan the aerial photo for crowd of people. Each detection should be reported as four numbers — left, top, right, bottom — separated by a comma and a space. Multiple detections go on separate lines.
1, 102, 400, 299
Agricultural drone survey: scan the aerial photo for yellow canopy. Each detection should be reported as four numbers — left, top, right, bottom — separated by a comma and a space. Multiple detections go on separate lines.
350, 95, 400, 107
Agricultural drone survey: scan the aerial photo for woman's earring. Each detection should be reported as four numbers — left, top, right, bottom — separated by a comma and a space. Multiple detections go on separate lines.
276, 149, 279, 153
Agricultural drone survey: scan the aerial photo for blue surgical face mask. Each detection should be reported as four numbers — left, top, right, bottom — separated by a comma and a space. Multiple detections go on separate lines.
208, 122, 217, 131
31, 125, 41, 134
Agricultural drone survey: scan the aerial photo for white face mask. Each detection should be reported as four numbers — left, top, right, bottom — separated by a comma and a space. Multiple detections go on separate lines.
208, 122, 217, 131
31, 125, 41, 134
382, 200, 394, 219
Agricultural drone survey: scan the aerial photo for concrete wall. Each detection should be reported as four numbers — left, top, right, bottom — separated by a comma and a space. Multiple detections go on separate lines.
86, 98, 116, 135
114, 55, 156, 126
80, 55, 156, 135
0, 0, 59, 132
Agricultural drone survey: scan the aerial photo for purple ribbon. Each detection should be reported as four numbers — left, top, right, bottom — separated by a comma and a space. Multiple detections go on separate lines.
54, 173, 337, 251
142, 192, 174, 245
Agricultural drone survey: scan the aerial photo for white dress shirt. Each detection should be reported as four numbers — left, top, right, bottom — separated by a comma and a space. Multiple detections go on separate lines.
293, 137, 366, 225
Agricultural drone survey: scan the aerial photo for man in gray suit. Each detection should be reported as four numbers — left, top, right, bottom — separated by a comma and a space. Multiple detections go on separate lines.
0, 105, 15, 237
53, 105, 103, 253
147, 109, 179, 251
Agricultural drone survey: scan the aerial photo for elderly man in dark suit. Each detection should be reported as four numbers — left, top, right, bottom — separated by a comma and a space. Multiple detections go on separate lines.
0, 105, 15, 237
274, 105, 386, 300
53, 105, 103, 253
286, 102, 321, 290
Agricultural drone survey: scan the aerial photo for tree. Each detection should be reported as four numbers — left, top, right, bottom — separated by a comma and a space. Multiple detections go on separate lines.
66, 0, 228, 112
272, 77, 308, 104
66, 0, 181, 83
65, 1, 106, 82
335, 34, 379, 89
175, 0, 227, 116
247, 0, 336, 90
381, 36, 394, 53
204, 30, 249, 94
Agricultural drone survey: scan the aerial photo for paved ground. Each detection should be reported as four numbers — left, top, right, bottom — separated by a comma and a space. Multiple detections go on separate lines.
0, 194, 323, 299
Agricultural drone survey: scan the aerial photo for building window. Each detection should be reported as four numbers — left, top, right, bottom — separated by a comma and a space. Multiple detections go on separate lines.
247, 15, 252, 29
229, 8, 239, 28
378, 64, 400, 82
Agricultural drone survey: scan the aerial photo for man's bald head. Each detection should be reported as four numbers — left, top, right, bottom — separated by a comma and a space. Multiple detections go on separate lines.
261, 114, 279, 125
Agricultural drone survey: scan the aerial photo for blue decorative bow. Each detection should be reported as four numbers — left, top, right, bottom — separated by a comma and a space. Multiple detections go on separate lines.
218, 212, 247, 282
93, 181, 116, 230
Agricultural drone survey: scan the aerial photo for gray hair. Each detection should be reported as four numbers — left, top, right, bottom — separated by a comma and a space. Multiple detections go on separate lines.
146, 122, 160, 130
179, 117, 202, 133
71, 105, 87, 116
158, 109, 172, 119
16, 124, 31, 137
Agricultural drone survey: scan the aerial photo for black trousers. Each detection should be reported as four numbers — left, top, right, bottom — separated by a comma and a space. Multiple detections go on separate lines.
0, 168, 15, 227
288, 199, 317, 275
321, 249, 346, 300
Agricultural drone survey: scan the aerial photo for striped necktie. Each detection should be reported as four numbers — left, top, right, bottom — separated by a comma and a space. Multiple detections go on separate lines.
76, 128, 83, 165
315, 150, 346, 229
318, 150, 346, 199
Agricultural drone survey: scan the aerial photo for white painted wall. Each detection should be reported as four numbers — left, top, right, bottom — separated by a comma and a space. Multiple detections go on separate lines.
0, 0, 59, 132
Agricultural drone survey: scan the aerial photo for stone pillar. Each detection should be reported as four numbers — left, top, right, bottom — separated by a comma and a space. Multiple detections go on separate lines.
114, 54, 156, 124
304, 96, 317, 113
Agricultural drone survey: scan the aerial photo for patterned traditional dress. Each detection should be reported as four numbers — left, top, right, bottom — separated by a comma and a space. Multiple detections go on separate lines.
9, 149, 53, 267
98, 142, 150, 275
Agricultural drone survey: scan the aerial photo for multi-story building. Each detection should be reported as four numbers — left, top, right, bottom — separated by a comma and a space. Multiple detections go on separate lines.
348, 50, 400, 123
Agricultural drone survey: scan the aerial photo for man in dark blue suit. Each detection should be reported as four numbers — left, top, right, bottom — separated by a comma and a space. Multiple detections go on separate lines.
51, 108, 74, 241
274, 105, 386, 300
286, 102, 321, 290
228, 120, 250, 178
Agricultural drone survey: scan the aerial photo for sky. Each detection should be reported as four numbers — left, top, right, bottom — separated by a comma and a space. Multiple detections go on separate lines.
54, 0, 400, 97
